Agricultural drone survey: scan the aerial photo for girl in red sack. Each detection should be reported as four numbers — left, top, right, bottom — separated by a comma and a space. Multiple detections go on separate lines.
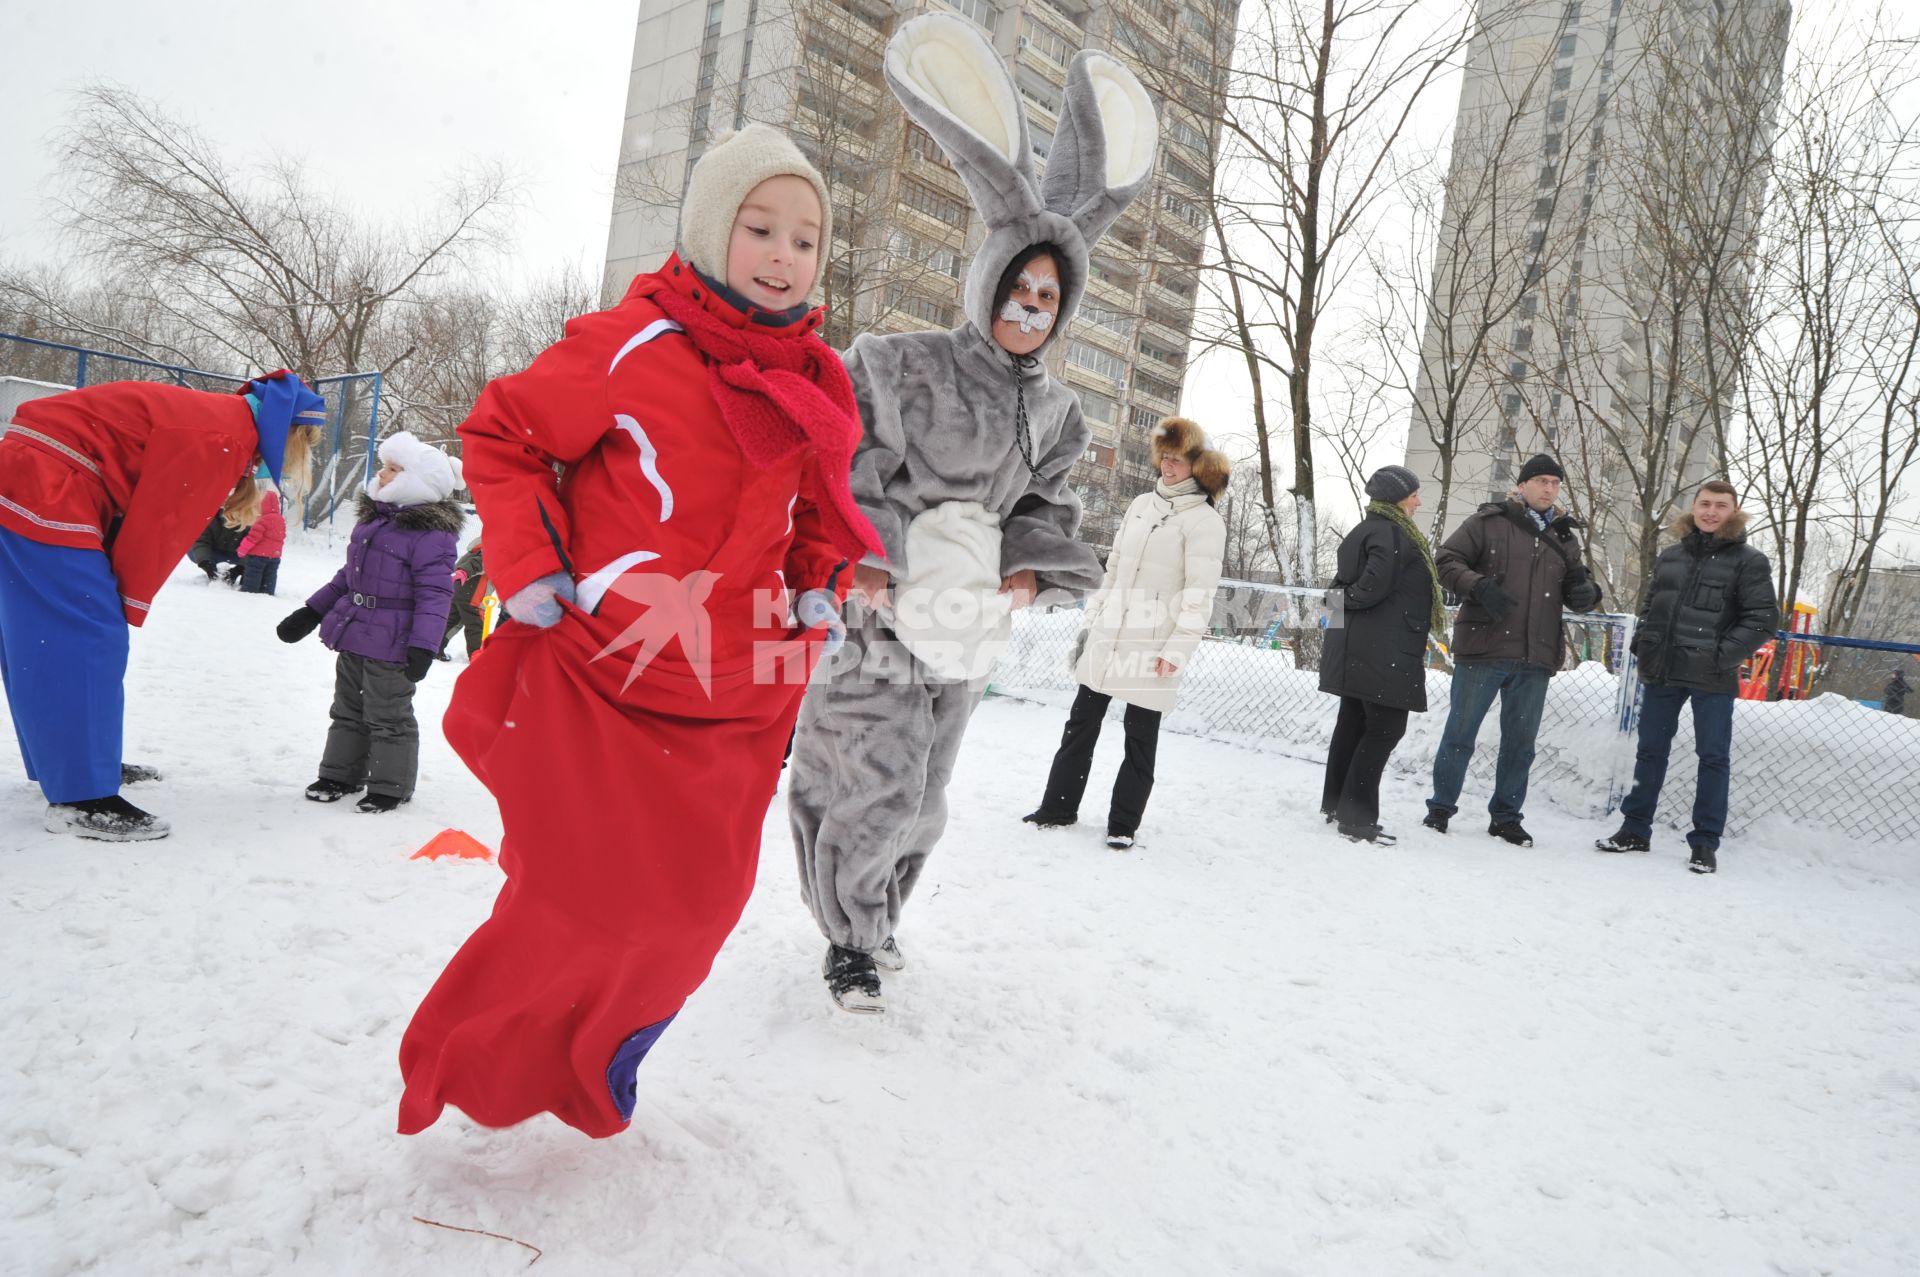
397, 124, 883, 1138
0, 372, 324, 841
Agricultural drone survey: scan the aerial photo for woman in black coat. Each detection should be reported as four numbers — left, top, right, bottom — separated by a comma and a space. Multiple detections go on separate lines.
1319, 466, 1444, 844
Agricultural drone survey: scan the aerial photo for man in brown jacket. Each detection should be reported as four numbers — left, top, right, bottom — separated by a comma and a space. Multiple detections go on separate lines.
1422, 454, 1602, 846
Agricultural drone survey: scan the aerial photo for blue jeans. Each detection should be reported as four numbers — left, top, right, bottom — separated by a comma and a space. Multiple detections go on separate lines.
1427, 660, 1552, 824
239, 555, 279, 595
1618, 684, 1734, 850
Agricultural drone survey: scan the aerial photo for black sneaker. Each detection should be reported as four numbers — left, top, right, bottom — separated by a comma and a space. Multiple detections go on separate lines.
1688, 846, 1718, 874
1422, 809, 1449, 834
305, 778, 364, 803
45, 795, 171, 842
1594, 829, 1651, 853
823, 944, 885, 1014
1104, 831, 1135, 850
1488, 821, 1533, 847
356, 793, 406, 814
120, 763, 163, 786
1337, 822, 1396, 846
1021, 809, 1077, 829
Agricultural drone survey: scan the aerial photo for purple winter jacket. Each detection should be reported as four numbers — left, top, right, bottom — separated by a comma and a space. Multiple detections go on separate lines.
307, 492, 464, 664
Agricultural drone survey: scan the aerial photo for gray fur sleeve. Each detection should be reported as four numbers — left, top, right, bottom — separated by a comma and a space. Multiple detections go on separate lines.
1000, 396, 1105, 596
843, 337, 909, 574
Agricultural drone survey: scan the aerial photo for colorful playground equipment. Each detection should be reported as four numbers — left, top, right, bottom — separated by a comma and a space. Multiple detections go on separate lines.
1739, 600, 1818, 700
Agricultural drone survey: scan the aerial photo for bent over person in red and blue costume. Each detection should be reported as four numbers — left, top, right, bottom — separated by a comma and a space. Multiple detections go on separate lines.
0, 372, 324, 840
396, 124, 883, 1138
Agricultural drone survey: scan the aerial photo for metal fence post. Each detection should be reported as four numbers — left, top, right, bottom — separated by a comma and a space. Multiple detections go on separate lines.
1605, 612, 1639, 817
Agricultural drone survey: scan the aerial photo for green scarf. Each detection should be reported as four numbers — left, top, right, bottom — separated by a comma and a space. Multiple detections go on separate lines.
1367, 500, 1448, 638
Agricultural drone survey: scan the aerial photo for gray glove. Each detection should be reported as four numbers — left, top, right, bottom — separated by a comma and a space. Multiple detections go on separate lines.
1067, 627, 1089, 673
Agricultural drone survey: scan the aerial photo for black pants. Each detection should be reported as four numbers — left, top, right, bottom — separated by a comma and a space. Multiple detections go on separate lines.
1321, 695, 1409, 831
439, 598, 484, 658
1035, 684, 1162, 836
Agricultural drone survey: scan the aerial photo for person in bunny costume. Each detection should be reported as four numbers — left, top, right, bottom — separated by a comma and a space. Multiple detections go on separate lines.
788, 13, 1159, 1013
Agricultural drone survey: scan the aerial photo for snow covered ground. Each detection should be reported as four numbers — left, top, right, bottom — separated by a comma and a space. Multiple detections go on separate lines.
4, 537, 1918, 1276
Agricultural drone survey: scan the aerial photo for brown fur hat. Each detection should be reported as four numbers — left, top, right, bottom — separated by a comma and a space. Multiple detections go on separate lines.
1192, 447, 1232, 499
1150, 416, 1206, 466
1150, 415, 1232, 499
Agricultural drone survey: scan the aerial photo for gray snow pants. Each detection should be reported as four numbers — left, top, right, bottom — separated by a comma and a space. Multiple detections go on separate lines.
788, 608, 990, 953
318, 652, 420, 799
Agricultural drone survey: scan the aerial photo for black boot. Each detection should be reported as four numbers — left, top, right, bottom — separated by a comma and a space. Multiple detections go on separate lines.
1594, 829, 1651, 853
356, 793, 407, 814
823, 944, 885, 1014
120, 763, 163, 785
1338, 821, 1396, 846
1688, 845, 1718, 874
1422, 808, 1449, 834
45, 795, 171, 842
1022, 809, 1077, 829
304, 778, 364, 803
1488, 820, 1533, 847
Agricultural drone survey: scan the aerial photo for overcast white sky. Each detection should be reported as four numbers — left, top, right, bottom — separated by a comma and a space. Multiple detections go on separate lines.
0, 0, 640, 284
3, 0, 1914, 569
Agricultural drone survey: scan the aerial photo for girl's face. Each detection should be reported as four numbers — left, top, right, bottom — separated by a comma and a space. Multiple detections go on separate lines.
1160, 452, 1193, 484
725, 175, 823, 311
376, 460, 404, 489
993, 253, 1062, 355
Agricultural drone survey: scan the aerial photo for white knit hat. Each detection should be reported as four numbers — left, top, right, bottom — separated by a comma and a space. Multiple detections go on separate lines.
677, 124, 832, 290
367, 431, 465, 507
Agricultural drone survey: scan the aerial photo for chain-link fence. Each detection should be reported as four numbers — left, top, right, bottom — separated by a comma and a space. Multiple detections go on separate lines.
988, 582, 1920, 845
0, 333, 380, 531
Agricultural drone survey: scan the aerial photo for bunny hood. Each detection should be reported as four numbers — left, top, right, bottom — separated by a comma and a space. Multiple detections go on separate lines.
883, 14, 1157, 348
366, 431, 466, 507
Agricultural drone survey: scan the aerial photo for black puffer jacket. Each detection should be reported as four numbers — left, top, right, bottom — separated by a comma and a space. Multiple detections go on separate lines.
186, 514, 247, 567
1633, 510, 1779, 694
1319, 511, 1436, 712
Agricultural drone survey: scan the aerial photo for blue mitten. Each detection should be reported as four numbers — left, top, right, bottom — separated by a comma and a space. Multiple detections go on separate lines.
794, 588, 847, 658
504, 571, 576, 629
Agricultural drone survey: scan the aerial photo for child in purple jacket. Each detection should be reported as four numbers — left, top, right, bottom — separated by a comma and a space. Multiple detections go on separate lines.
275, 433, 465, 813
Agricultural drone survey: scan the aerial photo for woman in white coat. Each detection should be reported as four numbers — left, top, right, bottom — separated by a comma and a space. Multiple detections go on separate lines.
1023, 418, 1229, 848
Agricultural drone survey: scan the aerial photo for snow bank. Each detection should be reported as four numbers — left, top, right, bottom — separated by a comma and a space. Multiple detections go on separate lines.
2, 545, 1917, 1274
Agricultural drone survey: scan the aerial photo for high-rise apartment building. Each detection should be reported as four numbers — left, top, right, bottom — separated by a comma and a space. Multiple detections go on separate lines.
1403, 0, 1791, 595
605, 0, 1240, 550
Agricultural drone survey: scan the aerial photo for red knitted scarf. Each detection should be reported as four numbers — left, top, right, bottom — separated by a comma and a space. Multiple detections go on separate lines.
639, 276, 884, 567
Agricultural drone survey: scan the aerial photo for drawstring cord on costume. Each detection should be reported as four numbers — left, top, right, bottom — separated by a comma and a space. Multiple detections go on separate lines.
1009, 353, 1045, 481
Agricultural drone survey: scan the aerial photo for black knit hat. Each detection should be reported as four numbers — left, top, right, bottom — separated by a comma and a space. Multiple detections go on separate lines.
1518, 453, 1565, 483
1365, 465, 1420, 503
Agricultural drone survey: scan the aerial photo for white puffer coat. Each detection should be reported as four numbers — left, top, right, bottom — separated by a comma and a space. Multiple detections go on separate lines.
1072, 480, 1227, 713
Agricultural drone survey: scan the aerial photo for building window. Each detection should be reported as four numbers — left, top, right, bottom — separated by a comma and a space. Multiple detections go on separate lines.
1138, 338, 1185, 369
1020, 18, 1075, 65
1552, 66, 1572, 90
1134, 371, 1180, 403
1160, 191, 1206, 231
939, 0, 994, 30
899, 178, 968, 226
887, 288, 956, 328
1068, 341, 1128, 382
1079, 301, 1136, 339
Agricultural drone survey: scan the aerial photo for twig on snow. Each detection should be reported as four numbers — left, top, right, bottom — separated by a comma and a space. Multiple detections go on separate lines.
412, 1215, 544, 1267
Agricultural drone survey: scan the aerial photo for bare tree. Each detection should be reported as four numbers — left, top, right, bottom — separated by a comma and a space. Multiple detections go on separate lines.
54, 84, 511, 380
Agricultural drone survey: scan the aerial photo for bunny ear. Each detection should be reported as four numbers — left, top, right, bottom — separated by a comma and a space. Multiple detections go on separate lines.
1043, 50, 1159, 247
884, 14, 1044, 225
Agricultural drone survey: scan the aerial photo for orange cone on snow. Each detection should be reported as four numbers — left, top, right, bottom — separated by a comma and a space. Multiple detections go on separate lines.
411, 829, 495, 862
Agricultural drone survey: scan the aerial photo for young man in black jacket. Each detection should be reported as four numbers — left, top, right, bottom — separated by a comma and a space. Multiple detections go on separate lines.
1596, 480, 1779, 873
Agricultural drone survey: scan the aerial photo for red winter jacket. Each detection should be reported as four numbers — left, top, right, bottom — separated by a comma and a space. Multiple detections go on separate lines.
459, 261, 851, 669
238, 491, 286, 558
0, 382, 258, 625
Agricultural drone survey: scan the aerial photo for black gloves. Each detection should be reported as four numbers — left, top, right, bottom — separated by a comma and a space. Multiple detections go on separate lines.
404, 646, 435, 683
277, 606, 322, 644
1563, 568, 1602, 613
200, 560, 220, 581
1471, 577, 1516, 621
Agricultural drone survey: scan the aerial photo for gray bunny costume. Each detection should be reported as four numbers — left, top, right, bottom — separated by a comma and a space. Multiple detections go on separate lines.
788, 14, 1158, 977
